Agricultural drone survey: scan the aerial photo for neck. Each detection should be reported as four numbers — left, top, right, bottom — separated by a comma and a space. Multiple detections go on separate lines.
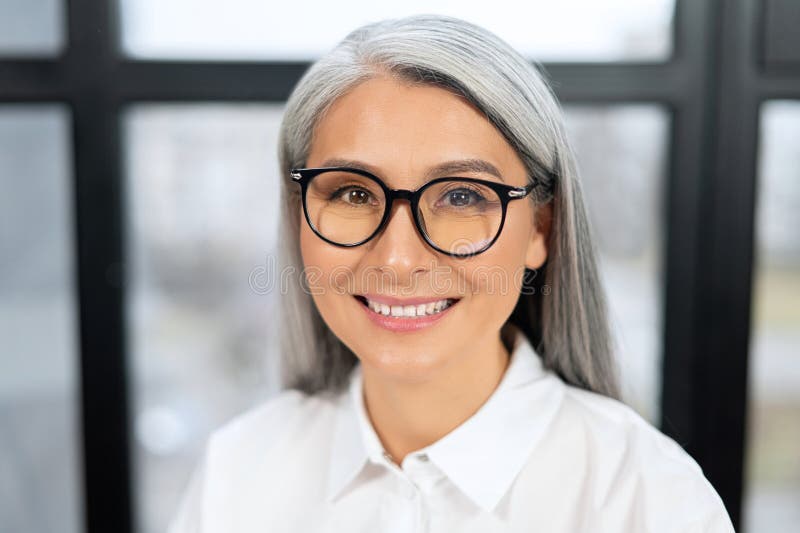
360, 329, 512, 466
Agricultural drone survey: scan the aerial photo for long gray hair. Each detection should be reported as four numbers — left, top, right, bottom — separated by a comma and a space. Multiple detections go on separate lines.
276, 14, 621, 401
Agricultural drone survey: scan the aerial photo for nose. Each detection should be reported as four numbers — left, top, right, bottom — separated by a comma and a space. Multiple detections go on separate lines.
361, 199, 435, 287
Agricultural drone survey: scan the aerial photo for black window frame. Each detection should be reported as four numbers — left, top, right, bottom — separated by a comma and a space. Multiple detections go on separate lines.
3, 0, 800, 531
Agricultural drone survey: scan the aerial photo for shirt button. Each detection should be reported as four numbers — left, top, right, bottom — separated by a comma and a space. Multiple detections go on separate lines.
417, 453, 429, 462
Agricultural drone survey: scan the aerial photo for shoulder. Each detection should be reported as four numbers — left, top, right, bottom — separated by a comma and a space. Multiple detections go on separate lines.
559, 385, 692, 465
548, 383, 735, 531
167, 389, 344, 532
201, 389, 342, 508
207, 388, 339, 460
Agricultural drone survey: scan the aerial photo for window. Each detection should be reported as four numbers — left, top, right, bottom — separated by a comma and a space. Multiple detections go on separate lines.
119, 0, 675, 62
2, 1, 792, 531
0, 105, 81, 533
564, 105, 669, 422
124, 104, 284, 532
743, 100, 800, 532
0, 0, 65, 56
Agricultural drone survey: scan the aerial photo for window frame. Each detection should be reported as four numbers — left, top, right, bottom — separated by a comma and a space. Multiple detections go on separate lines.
3, 1, 799, 531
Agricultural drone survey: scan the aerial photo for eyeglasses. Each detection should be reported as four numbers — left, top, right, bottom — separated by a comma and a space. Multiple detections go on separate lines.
290, 166, 549, 257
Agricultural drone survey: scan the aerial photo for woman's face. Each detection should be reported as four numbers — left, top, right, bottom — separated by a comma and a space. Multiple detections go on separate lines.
300, 75, 549, 382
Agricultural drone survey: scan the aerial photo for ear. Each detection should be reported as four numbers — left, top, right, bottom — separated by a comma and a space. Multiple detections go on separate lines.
525, 202, 553, 270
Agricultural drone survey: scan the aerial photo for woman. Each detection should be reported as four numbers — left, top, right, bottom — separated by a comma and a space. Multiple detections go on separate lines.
168, 14, 734, 533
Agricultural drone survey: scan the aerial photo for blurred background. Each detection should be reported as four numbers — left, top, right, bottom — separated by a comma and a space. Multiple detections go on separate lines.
0, 0, 797, 532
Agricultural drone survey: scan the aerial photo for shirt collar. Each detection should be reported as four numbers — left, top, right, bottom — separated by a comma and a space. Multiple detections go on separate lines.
326, 325, 563, 513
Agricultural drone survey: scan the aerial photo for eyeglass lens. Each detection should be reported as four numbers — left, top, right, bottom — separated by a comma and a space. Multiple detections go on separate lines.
305, 170, 503, 255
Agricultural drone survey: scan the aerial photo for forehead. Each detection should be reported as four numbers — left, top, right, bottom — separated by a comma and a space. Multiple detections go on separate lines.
307, 76, 525, 182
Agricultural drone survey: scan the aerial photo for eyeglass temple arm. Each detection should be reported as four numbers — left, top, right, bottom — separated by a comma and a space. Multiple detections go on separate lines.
508, 181, 540, 198
508, 171, 557, 198
508, 186, 530, 198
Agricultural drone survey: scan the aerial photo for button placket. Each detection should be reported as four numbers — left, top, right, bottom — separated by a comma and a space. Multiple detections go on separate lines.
405, 456, 445, 497
399, 483, 425, 533
391, 456, 431, 533
401, 480, 418, 500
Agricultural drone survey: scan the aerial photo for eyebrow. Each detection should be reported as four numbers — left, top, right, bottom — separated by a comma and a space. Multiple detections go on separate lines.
318, 157, 506, 184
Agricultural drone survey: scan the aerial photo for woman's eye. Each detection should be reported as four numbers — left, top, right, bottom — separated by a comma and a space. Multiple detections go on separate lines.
334, 187, 373, 205
443, 188, 484, 207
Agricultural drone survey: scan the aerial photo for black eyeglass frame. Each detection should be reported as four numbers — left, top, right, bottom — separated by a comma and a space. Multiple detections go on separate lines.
290, 166, 549, 258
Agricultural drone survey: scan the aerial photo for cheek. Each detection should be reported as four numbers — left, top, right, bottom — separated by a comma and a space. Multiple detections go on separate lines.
298, 220, 317, 269
299, 222, 359, 310
462, 257, 525, 316
299, 222, 324, 288
460, 214, 531, 309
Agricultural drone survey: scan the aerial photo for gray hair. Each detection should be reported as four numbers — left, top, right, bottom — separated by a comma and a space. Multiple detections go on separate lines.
276, 14, 622, 401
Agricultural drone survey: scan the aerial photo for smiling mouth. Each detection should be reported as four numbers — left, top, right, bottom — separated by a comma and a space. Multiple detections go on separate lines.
353, 295, 460, 318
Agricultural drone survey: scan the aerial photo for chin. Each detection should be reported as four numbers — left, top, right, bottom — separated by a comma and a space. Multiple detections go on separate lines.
356, 343, 449, 384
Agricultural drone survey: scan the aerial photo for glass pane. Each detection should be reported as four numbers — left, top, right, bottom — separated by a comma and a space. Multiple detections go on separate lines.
124, 104, 284, 533
744, 100, 800, 532
0, 0, 65, 56
563, 105, 670, 423
0, 106, 81, 533
119, 0, 673, 62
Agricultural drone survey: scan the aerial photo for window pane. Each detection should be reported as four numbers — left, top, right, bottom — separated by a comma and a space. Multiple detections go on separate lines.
744, 100, 800, 532
563, 105, 670, 423
124, 104, 283, 533
0, 106, 81, 533
0, 0, 65, 56
119, 0, 673, 62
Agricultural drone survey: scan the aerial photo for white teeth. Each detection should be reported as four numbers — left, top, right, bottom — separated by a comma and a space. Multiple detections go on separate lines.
362, 296, 455, 318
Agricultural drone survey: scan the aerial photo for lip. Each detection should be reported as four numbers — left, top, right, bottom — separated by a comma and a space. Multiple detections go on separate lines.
353, 294, 460, 333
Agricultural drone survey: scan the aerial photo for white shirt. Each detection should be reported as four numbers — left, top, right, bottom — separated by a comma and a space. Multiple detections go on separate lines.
167, 328, 735, 533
